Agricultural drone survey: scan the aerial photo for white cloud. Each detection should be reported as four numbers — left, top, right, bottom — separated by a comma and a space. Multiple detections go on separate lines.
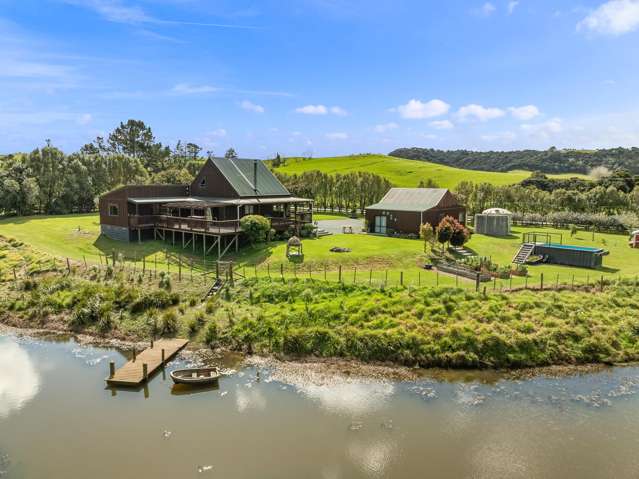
577, 0, 639, 35
395, 99, 450, 119
77, 113, 93, 125
457, 104, 505, 122
482, 2, 497, 15
63, 0, 257, 29
325, 132, 348, 140
209, 128, 227, 138
240, 100, 264, 113
508, 1, 520, 14
329, 106, 348, 116
508, 105, 540, 120
172, 83, 219, 95
296, 104, 328, 115
374, 122, 399, 133
429, 119, 454, 130
295, 104, 346, 116
520, 118, 562, 138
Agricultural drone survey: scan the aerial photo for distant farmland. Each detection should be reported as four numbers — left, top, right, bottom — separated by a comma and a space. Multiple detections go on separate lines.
272, 154, 587, 189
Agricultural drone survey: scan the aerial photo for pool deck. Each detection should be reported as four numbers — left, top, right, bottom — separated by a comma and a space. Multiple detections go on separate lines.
106, 338, 188, 386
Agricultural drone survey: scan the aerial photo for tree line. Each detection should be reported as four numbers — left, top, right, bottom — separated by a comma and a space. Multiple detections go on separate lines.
274, 170, 392, 213
389, 146, 639, 175
0, 120, 245, 216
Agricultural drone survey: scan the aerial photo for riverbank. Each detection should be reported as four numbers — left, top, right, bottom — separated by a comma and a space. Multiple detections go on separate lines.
3, 234, 639, 369
3, 268, 639, 369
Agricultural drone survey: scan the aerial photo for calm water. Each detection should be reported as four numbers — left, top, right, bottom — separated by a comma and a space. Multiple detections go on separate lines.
2, 334, 639, 478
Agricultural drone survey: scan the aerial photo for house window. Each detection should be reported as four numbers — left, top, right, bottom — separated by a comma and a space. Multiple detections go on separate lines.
244, 205, 255, 215
199, 177, 207, 187
108, 204, 119, 216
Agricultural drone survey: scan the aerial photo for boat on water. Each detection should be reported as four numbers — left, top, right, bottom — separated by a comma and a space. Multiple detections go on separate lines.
170, 368, 221, 385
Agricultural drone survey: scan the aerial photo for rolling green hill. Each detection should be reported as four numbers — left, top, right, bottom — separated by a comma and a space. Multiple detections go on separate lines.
273, 154, 587, 189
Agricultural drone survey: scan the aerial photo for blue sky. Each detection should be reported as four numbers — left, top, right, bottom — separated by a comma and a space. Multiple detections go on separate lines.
2, 0, 639, 157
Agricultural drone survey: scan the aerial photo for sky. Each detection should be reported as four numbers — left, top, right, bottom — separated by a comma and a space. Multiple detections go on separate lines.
2, 0, 639, 158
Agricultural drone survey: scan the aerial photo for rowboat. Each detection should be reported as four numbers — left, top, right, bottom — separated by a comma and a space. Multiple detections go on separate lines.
170, 368, 221, 385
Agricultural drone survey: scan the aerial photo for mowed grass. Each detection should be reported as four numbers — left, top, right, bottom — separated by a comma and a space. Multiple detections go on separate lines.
1, 213, 638, 289
273, 154, 587, 188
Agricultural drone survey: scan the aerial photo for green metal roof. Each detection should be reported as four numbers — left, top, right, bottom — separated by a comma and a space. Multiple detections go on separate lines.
211, 157, 290, 197
366, 188, 449, 212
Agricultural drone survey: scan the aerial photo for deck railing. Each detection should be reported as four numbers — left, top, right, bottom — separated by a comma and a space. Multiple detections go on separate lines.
128, 213, 311, 233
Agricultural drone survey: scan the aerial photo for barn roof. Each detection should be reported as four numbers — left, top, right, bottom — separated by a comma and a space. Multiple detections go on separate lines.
366, 188, 450, 212
209, 157, 290, 197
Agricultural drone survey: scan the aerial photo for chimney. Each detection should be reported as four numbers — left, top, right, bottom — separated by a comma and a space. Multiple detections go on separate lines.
253, 160, 258, 194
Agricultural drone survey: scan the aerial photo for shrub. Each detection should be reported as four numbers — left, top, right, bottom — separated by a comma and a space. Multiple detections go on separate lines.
159, 310, 179, 335
203, 321, 218, 346
300, 223, 315, 238
239, 215, 271, 245
130, 290, 179, 313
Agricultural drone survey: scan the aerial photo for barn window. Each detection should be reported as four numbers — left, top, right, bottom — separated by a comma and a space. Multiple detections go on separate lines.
108, 204, 119, 216
200, 177, 207, 187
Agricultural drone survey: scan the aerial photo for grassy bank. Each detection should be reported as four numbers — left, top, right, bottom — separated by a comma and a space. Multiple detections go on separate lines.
3, 250, 639, 367
272, 154, 588, 189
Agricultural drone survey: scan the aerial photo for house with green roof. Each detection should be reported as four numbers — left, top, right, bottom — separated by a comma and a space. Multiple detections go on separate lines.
365, 187, 465, 235
98, 157, 312, 257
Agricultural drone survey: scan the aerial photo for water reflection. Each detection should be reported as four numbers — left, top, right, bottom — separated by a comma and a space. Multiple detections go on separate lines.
236, 386, 266, 412
170, 382, 219, 396
348, 438, 397, 477
295, 380, 394, 416
0, 338, 40, 418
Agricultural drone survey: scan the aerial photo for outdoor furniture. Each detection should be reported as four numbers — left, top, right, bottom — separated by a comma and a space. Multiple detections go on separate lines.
342, 225, 353, 234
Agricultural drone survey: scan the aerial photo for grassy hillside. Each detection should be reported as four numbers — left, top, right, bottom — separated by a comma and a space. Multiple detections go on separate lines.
273, 154, 587, 188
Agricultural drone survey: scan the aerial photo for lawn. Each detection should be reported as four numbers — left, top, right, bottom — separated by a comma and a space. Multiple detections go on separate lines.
272, 154, 588, 189
1, 213, 637, 289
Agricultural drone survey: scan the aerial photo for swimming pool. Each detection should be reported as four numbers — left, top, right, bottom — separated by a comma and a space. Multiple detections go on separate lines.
532, 242, 607, 268
543, 243, 605, 253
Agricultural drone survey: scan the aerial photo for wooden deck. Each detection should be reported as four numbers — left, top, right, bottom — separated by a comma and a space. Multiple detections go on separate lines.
106, 339, 189, 386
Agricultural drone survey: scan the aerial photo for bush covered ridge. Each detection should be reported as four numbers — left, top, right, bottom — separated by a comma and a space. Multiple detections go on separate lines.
389, 146, 639, 175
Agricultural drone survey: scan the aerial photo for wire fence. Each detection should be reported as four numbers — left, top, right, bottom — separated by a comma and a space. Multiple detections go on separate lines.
4, 248, 637, 297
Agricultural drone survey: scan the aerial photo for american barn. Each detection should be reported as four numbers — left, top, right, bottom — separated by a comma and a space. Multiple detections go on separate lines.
99, 157, 313, 258
365, 188, 465, 235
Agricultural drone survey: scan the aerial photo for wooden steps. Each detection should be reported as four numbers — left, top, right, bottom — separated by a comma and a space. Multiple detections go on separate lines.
513, 243, 535, 264
106, 339, 188, 386
203, 278, 224, 300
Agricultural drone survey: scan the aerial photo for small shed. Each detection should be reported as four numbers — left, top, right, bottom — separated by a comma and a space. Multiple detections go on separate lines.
474, 208, 512, 236
365, 188, 465, 235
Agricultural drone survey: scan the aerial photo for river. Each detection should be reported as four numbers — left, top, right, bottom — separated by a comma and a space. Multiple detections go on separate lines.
1, 333, 639, 478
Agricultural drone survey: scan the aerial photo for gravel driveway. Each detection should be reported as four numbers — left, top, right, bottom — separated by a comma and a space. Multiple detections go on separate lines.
316, 218, 364, 234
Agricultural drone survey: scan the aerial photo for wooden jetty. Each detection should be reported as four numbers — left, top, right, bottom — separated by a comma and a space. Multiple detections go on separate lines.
106, 339, 189, 386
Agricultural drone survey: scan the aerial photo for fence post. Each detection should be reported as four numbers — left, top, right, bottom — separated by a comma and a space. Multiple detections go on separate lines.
267, 264, 270, 279
525, 275, 528, 289
338, 265, 342, 283
556, 274, 559, 289
178, 258, 182, 281
600, 275, 604, 292
418, 271, 421, 287
540, 273, 544, 290
353, 267, 357, 284
83, 255, 88, 270
280, 264, 284, 280
190, 260, 193, 281
400, 271, 404, 287
475, 272, 480, 292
